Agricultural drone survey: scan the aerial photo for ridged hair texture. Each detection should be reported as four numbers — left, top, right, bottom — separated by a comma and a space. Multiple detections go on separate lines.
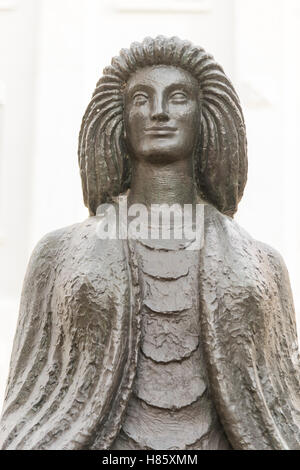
78, 36, 247, 216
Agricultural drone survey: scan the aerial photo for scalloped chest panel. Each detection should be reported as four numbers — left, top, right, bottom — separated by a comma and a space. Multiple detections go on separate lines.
112, 238, 230, 450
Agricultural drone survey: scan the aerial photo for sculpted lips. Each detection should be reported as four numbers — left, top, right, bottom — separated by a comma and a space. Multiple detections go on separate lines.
145, 126, 178, 136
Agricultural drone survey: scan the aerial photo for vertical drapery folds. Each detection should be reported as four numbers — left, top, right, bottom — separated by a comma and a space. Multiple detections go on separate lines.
78, 36, 247, 217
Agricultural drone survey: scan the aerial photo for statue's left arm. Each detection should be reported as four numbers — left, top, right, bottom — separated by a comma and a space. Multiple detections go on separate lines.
200, 207, 300, 450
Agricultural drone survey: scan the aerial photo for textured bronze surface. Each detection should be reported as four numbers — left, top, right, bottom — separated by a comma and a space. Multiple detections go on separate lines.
0, 36, 300, 450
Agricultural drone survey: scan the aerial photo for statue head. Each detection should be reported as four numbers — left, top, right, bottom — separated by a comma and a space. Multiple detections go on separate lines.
78, 36, 247, 217
124, 65, 201, 166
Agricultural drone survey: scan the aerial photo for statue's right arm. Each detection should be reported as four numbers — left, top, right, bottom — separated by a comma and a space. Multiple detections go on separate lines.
3, 227, 66, 398
0, 219, 135, 450
0, 224, 77, 448
1, 227, 68, 401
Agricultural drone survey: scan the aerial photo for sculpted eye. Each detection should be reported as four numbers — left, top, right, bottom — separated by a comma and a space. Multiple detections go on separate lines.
169, 91, 188, 103
132, 92, 148, 105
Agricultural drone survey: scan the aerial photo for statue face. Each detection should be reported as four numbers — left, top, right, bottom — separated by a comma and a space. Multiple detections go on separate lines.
124, 65, 200, 164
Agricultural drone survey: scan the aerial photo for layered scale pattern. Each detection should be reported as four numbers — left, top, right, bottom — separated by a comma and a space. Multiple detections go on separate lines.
112, 236, 230, 450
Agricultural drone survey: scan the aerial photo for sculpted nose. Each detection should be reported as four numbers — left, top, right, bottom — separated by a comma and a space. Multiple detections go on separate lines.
151, 97, 169, 121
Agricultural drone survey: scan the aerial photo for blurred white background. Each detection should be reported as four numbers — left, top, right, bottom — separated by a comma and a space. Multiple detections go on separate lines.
0, 0, 300, 406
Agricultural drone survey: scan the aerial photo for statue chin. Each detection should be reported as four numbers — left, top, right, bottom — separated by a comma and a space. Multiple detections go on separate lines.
126, 136, 197, 165
130, 148, 189, 165
1, 36, 300, 451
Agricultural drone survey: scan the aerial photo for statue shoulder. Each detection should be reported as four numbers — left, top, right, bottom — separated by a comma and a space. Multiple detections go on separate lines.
29, 216, 117, 262
256, 240, 291, 281
26, 216, 126, 285
27, 221, 85, 269
255, 241, 294, 299
205, 205, 291, 278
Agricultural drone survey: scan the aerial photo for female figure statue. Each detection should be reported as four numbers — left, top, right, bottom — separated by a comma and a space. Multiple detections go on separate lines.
1, 36, 300, 450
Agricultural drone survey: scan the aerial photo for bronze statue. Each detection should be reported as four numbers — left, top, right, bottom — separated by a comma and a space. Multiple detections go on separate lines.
1, 36, 300, 450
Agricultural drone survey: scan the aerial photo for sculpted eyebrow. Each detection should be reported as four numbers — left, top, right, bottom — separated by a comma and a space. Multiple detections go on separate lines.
125, 82, 195, 100
126, 84, 152, 98
166, 82, 195, 95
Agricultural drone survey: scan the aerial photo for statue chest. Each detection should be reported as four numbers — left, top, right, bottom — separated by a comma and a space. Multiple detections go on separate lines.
112, 239, 231, 450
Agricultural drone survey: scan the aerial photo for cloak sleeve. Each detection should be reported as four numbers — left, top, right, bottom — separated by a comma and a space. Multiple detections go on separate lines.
200, 206, 300, 450
0, 218, 140, 450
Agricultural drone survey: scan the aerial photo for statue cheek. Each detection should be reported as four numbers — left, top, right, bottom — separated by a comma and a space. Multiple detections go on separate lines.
128, 104, 149, 120
126, 110, 146, 138
172, 105, 199, 125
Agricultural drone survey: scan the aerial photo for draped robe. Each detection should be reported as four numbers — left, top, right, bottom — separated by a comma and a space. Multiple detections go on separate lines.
1, 202, 300, 450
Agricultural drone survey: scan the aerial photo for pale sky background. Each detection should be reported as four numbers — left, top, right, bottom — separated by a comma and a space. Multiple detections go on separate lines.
0, 0, 300, 406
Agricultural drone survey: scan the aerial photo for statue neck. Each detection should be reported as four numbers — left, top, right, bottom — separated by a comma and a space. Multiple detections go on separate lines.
127, 159, 197, 208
